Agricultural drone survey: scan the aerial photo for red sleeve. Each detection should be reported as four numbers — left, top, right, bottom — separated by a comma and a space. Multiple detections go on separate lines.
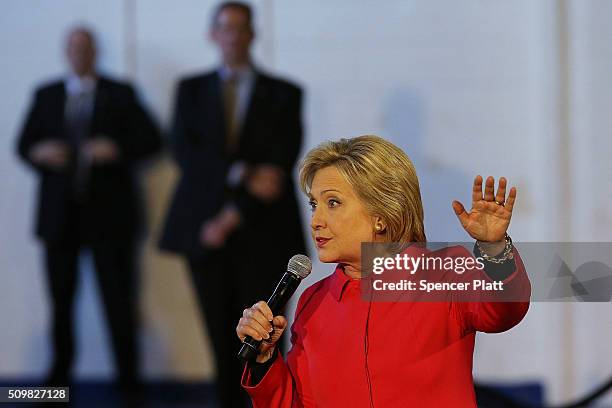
241, 353, 295, 407
455, 246, 531, 334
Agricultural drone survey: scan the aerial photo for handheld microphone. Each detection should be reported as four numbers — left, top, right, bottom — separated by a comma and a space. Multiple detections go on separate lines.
238, 254, 312, 361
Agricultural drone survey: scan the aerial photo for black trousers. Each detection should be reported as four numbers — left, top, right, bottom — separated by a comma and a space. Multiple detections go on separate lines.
187, 234, 287, 408
44, 240, 138, 388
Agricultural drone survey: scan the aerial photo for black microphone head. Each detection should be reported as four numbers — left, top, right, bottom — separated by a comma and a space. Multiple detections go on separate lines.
288, 254, 312, 279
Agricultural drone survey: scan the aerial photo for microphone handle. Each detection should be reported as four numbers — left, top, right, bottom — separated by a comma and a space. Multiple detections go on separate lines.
238, 272, 301, 361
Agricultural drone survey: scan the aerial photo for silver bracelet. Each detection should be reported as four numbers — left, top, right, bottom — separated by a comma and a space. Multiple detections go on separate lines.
476, 233, 514, 264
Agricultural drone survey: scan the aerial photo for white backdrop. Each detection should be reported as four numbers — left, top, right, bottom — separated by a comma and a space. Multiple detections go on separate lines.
1, 1, 611, 405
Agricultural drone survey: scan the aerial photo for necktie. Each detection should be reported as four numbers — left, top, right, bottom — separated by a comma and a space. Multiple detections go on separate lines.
223, 74, 239, 154
65, 91, 92, 200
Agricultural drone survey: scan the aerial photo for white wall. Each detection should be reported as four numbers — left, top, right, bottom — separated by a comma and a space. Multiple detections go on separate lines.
564, 1, 612, 405
1, 1, 611, 405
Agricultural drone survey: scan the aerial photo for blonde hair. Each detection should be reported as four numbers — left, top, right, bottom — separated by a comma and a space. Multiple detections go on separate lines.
299, 135, 426, 243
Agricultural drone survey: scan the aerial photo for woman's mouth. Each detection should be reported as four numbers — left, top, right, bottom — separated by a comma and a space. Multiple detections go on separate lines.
315, 237, 331, 248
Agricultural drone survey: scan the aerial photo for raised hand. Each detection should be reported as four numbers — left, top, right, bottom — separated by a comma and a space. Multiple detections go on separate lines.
452, 175, 517, 243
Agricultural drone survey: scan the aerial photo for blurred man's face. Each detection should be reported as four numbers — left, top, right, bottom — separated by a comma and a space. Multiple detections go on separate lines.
66, 30, 96, 76
210, 7, 254, 66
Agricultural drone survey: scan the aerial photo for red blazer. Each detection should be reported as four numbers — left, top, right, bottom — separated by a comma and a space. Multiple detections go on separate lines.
242, 245, 531, 407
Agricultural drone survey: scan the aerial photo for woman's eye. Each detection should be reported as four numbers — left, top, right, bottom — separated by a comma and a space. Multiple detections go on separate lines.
308, 200, 317, 211
328, 199, 340, 208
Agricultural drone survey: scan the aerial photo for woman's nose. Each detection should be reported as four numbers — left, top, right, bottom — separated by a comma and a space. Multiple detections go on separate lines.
311, 207, 325, 231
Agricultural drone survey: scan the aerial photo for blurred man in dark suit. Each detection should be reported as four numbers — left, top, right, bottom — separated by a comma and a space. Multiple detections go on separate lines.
159, 2, 306, 406
16, 26, 161, 395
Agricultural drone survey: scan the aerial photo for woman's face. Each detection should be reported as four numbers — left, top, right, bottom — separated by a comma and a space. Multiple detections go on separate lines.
308, 166, 379, 267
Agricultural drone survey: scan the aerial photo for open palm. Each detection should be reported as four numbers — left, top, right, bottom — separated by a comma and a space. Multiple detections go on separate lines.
452, 175, 517, 242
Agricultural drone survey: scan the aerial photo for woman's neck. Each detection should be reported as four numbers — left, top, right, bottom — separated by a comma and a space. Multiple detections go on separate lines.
342, 263, 361, 279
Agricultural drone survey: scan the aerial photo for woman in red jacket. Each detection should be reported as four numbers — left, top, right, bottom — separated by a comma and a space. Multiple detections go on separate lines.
236, 135, 531, 407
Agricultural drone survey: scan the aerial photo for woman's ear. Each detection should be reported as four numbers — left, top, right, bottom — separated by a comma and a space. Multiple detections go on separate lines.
374, 217, 386, 234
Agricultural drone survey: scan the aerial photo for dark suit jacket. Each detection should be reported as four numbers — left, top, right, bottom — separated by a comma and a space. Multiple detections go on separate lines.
159, 69, 307, 261
17, 76, 161, 244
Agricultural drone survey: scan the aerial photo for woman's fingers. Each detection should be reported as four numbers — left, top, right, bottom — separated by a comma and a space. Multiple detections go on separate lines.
236, 301, 275, 341
505, 186, 517, 212
237, 314, 270, 341
272, 315, 288, 332
236, 314, 287, 343
264, 316, 288, 344
495, 177, 507, 204
237, 317, 268, 342
249, 307, 273, 335
484, 176, 495, 201
472, 175, 483, 203
474, 175, 513, 206
452, 201, 469, 228
253, 300, 273, 321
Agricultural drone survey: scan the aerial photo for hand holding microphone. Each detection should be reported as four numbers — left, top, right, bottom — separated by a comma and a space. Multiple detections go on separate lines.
237, 301, 288, 363
236, 254, 312, 362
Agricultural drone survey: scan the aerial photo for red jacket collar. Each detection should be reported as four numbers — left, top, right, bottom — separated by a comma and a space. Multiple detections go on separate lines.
329, 244, 429, 301
330, 264, 355, 301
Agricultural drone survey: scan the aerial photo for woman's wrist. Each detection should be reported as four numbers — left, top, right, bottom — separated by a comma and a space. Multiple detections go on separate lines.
476, 233, 514, 263
249, 347, 278, 385
255, 346, 276, 364
477, 240, 505, 257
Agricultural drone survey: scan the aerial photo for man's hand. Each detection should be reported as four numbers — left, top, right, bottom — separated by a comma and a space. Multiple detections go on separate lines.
199, 206, 242, 249
84, 136, 120, 164
200, 218, 228, 249
247, 164, 284, 203
29, 140, 70, 169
